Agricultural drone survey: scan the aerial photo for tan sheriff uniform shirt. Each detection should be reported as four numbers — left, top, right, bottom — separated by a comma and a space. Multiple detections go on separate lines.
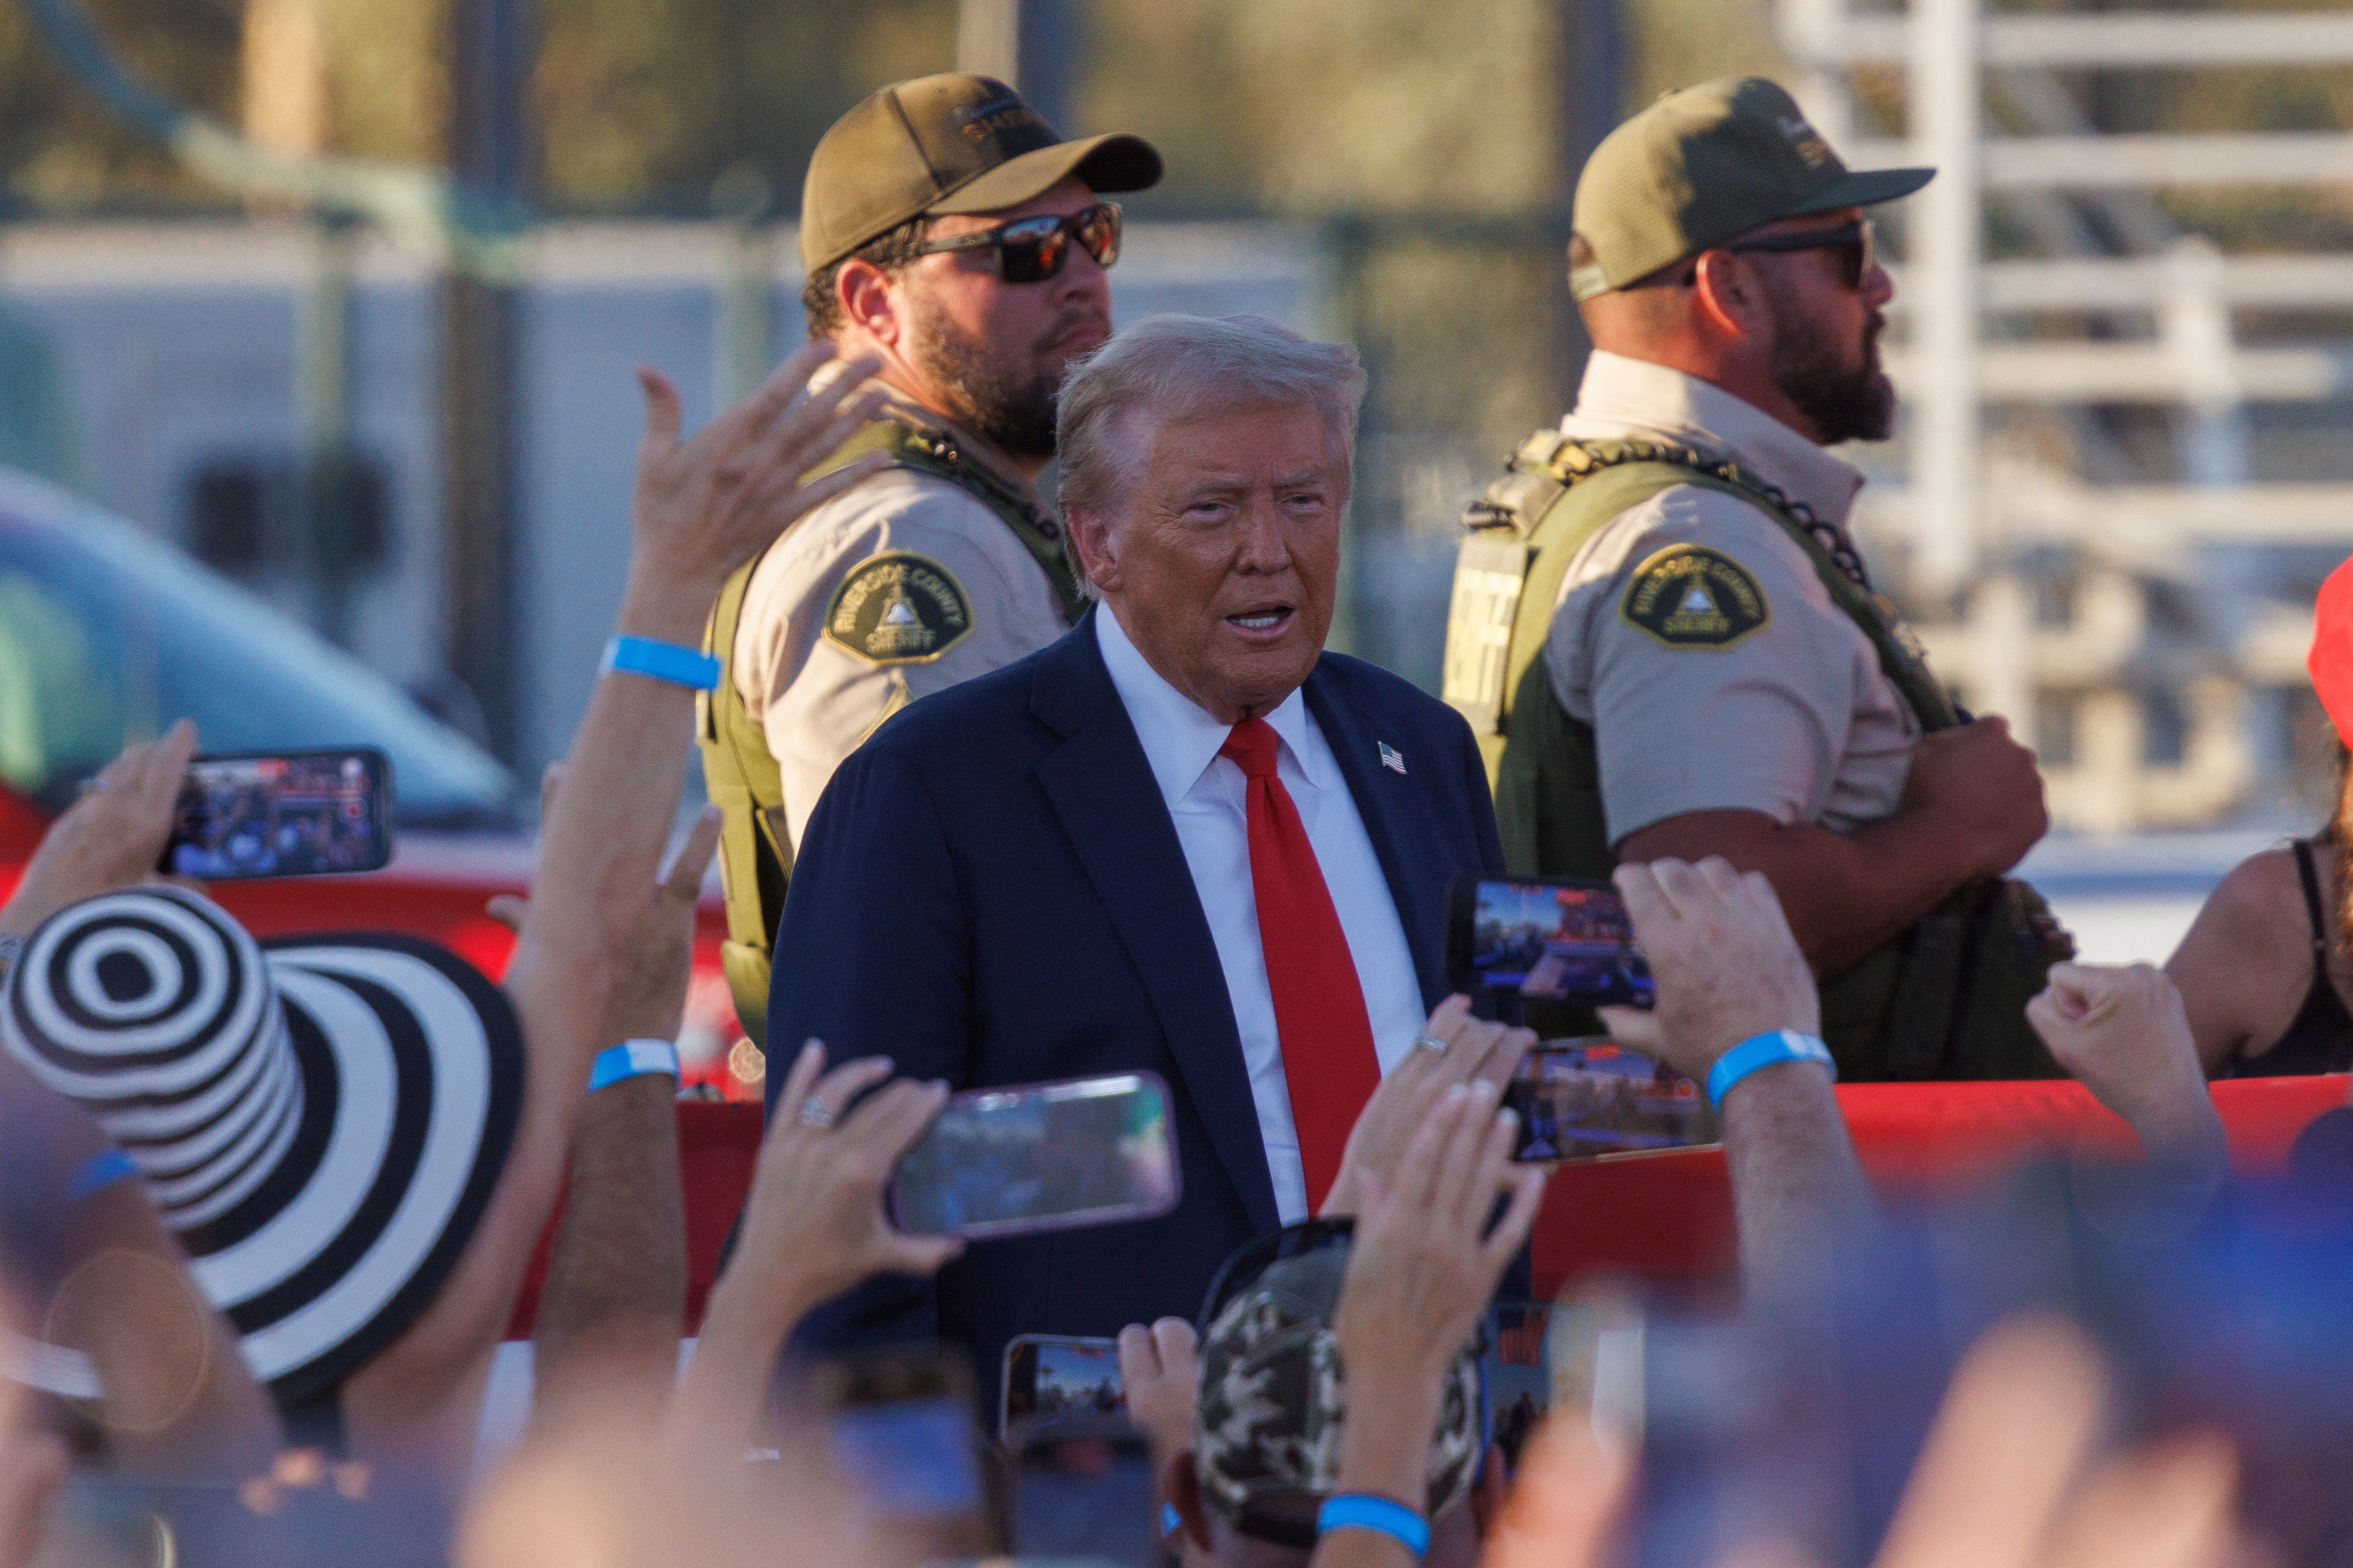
732, 404, 1071, 851
1544, 350, 1919, 845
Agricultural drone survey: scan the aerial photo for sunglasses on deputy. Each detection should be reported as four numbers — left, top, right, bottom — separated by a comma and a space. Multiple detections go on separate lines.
907, 202, 1123, 284
1720, 218, 1877, 289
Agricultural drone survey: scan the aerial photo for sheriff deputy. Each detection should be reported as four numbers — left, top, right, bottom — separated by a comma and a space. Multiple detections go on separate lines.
700, 74, 1160, 1039
1440, 76, 2072, 1078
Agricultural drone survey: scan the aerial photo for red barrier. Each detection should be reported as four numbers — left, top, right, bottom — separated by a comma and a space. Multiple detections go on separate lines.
503, 1077, 2350, 1338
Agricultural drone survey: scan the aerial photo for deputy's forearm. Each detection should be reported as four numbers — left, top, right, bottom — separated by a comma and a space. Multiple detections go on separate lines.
1720, 1060, 1876, 1306
529, 1075, 686, 1433
1617, 807, 1984, 976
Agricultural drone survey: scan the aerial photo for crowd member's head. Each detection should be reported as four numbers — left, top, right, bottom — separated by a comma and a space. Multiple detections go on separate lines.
2309, 555, 2353, 928
1060, 313, 1368, 723
1568, 76, 1929, 446
1162, 1238, 1502, 1568
798, 73, 1160, 463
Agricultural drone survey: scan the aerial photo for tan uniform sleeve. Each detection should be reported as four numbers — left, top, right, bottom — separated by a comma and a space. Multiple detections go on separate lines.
1541, 484, 1918, 844
732, 468, 1070, 850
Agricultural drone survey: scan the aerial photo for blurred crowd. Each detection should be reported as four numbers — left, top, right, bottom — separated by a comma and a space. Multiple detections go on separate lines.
4, 64, 2353, 1568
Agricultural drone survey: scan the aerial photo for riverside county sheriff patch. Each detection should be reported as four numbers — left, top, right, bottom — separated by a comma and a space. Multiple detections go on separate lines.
1620, 544, 1771, 649
824, 552, 974, 665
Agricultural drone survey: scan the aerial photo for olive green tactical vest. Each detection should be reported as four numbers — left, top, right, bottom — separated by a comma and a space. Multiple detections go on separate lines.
698, 418, 1082, 1043
1440, 433, 2071, 1081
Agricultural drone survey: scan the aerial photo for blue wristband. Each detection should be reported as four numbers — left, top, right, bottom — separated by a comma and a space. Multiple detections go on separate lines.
602, 635, 720, 692
1316, 1495, 1428, 1559
588, 1039, 680, 1092
66, 1149, 136, 1202
1160, 1502, 1182, 1540
1705, 1029, 1836, 1109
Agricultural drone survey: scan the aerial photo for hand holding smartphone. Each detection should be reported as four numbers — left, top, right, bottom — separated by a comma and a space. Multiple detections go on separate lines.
158, 748, 392, 880
889, 1072, 1181, 1241
1000, 1334, 1125, 1434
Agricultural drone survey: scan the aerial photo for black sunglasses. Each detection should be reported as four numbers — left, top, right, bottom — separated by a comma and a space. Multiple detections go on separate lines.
907, 201, 1123, 284
1721, 218, 1877, 289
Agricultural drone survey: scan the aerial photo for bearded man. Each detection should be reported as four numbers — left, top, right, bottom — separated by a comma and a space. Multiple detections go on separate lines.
698, 75, 1160, 1039
1440, 76, 2072, 1079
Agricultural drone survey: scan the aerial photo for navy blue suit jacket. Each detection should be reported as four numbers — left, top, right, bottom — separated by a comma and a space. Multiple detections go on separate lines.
766, 607, 1505, 1395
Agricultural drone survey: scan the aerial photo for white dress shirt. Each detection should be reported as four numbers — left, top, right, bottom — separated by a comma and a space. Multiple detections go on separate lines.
1095, 607, 1428, 1223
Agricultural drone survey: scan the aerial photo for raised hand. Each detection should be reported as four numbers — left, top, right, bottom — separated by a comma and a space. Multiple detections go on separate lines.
2026, 962, 2224, 1178
1321, 995, 1534, 1214
1, 719, 199, 936
621, 342, 892, 640
1609, 856, 1818, 1083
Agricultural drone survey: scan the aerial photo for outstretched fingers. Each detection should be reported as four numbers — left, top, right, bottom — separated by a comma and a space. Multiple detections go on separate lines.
637, 367, 684, 453
767, 1040, 827, 1132
1480, 1166, 1550, 1277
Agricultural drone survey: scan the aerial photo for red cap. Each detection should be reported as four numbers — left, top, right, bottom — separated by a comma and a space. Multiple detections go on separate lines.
2310, 555, 2353, 747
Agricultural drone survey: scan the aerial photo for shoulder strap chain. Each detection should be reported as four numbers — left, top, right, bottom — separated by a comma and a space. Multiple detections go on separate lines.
1478, 439, 1882, 592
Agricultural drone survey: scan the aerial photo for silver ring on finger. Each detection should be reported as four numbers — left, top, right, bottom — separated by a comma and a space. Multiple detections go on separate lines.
1411, 1031, 1447, 1055
797, 1101, 836, 1129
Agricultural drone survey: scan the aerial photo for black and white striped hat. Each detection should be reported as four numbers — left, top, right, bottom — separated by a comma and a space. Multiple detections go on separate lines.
0, 886, 523, 1404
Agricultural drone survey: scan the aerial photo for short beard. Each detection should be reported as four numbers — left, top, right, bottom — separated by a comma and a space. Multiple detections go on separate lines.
1763, 276, 1896, 444
910, 306, 1062, 461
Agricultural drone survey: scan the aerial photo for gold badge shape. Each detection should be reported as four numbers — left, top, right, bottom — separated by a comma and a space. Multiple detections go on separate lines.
824, 552, 974, 665
1620, 544, 1771, 649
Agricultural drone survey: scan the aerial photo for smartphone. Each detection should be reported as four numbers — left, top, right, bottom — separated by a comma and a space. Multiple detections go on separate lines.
1448, 874, 1653, 1009
1001, 1333, 1125, 1434
1008, 1417, 1157, 1568
817, 1348, 1005, 1557
1505, 1038, 1719, 1163
890, 1071, 1182, 1240
158, 748, 392, 880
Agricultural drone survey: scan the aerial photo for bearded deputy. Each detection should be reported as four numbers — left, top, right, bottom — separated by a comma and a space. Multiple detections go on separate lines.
1441, 77, 2072, 1079
701, 74, 1161, 1041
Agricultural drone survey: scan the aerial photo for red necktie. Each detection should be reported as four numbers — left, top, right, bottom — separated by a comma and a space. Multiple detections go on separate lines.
1219, 716, 1381, 1213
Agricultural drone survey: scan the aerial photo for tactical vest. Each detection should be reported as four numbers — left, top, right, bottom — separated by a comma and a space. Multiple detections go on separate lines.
1440, 432, 2072, 1081
698, 418, 1082, 1043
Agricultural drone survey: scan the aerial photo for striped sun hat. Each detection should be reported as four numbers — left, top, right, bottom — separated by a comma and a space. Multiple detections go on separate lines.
0, 885, 523, 1404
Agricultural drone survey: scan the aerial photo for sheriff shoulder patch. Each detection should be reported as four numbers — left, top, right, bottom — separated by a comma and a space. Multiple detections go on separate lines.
823, 552, 974, 665
1620, 544, 1771, 649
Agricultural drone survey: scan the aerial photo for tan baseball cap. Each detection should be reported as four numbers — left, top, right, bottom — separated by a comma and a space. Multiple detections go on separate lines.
1570, 76, 1932, 301
799, 73, 1164, 274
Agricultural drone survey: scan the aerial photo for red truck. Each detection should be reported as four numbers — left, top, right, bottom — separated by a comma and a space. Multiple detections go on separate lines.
0, 468, 757, 1098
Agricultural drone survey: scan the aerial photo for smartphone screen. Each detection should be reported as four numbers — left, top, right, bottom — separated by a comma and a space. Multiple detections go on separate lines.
1449, 874, 1653, 1009
158, 748, 392, 880
819, 1349, 1002, 1558
890, 1072, 1182, 1240
1010, 1427, 1156, 1568
1505, 1038, 1719, 1163
1001, 1335, 1125, 1434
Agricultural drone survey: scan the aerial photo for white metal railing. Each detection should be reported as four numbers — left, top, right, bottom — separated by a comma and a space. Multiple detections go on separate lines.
1816, 12, 2353, 66
1780, 2, 2353, 831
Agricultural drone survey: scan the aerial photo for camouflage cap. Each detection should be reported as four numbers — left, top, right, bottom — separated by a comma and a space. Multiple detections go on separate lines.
1194, 1245, 1485, 1547
800, 73, 1164, 274
1570, 76, 1933, 301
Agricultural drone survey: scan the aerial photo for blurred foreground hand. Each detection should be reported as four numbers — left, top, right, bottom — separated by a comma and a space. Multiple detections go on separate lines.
0, 720, 197, 937
1481, 1313, 2248, 1568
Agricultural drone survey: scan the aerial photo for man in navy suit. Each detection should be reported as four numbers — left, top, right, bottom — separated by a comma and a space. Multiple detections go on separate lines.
768, 313, 1508, 1392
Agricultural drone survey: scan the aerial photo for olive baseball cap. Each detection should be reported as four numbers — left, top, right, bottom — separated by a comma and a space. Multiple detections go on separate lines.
1570, 76, 1933, 301
800, 73, 1164, 274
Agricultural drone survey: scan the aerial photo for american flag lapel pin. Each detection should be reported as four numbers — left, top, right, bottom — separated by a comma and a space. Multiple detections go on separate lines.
1379, 741, 1407, 775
